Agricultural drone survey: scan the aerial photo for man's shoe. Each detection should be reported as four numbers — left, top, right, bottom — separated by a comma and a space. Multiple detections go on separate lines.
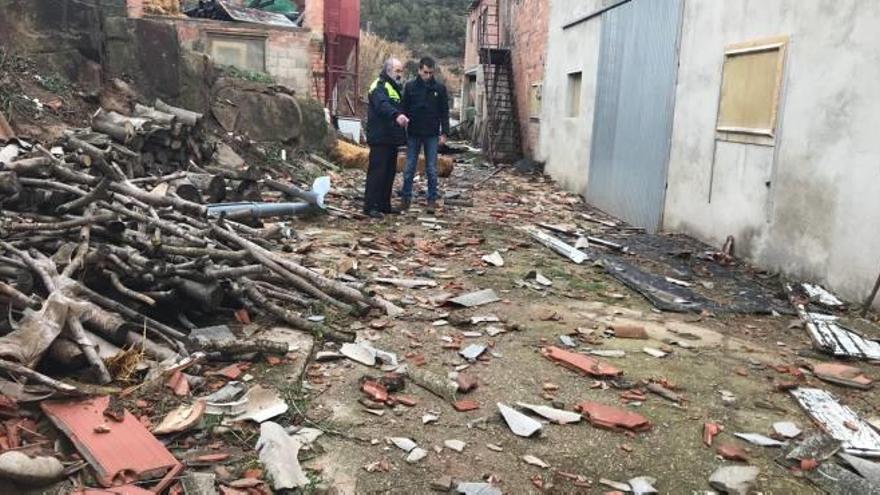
365, 210, 384, 219
425, 200, 437, 215
382, 207, 402, 215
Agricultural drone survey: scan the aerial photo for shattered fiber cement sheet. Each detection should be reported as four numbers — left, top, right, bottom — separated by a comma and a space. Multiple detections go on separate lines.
523, 226, 588, 264
448, 289, 501, 308
802, 311, 880, 360
791, 388, 880, 457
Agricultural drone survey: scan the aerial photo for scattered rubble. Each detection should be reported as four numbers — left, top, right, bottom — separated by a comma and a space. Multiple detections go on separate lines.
497, 403, 543, 437
708, 465, 759, 495
791, 388, 880, 456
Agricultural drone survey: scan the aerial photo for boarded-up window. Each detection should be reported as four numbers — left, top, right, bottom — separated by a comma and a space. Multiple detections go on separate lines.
567, 72, 582, 118
716, 36, 788, 137
529, 82, 542, 119
207, 33, 267, 72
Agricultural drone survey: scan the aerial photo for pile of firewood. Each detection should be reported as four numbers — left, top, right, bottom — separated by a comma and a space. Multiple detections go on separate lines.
0, 100, 397, 390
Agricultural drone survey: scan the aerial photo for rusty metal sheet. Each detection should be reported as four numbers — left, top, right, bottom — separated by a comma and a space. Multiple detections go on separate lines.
217, 0, 296, 27
41, 396, 182, 490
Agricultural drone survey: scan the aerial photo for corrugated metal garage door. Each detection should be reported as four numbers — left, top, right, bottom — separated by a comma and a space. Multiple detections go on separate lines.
586, 0, 683, 233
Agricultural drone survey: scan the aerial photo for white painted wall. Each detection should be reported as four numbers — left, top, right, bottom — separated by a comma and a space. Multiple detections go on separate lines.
537, 0, 606, 194
664, 0, 880, 305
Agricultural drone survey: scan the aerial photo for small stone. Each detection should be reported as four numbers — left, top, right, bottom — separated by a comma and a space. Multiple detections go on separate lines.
486, 443, 503, 452
423, 413, 440, 424
444, 439, 466, 452
431, 476, 454, 491
522, 455, 549, 469
388, 437, 417, 452
453, 400, 480, 412
773, 421, 802, 439
709, 466, 759, 495
457, 373, 479, 393
405, 447, 427, 463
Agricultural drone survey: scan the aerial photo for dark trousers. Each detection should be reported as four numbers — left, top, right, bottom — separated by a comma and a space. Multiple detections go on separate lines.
364, 144, 398, 213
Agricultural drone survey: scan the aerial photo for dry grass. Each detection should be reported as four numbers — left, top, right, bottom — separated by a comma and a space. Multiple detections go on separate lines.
106, 345, 146, 384
358, 31, 413, 100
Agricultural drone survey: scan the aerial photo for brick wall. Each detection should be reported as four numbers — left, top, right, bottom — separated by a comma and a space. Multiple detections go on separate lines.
304, 0, 325, 35
509, 0, 549, 158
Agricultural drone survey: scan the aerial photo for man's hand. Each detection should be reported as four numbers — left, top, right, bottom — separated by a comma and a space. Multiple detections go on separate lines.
395, 114, 410, 128
439, 134, 447, 146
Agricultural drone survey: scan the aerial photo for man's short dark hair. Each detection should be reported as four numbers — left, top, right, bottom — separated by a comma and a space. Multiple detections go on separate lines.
419, 57, 436, 69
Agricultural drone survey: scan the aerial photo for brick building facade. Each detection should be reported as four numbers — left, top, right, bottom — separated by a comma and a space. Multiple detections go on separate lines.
129, 0, 326, 100
462, 0, 549, 159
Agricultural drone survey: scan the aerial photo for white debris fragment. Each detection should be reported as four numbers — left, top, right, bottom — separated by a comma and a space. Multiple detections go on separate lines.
802, 283, 844, 307
444, 439, 466, 452
665, 276, 693, 287
590, 349, 626, 358
773, 421, 802, 439
423, 413, 440, 425
516, 402, 582, 424
522, 455, 549, 469
482, 251, 505, 267
643, 347, 667, 358
485, 326, 505, 337
734, 432, 785, 448
709, 466, 759, 495
497, 403, 542, 437
256, 422, 311, 490
471, 315, 500, 325
791, 387, 880, 457
405, 447, 427, 463
388, 437, 417, 452
629, 476, 658, 495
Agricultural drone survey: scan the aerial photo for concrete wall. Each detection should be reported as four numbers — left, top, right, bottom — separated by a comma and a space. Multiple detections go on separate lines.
664, 0, 880, 305
538, 0, 606, 193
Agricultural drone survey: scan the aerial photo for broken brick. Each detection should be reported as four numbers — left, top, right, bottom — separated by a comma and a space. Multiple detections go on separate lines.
453, 400, 480, 412
542, 346, 622, 378
575, 401, 651, 432
609, 324, 648, 339
703, 422, 722, 446
716, 444, 749, 462
456, 373, 479, 393
361, 380, 388, 403
211, 363, 244, 380
166, 371, 189, 397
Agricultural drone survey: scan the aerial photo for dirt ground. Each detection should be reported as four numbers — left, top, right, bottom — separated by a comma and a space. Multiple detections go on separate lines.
245, 157, 880, 494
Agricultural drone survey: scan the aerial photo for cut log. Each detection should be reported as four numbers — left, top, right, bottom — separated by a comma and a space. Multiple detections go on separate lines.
155, 99, 202, 127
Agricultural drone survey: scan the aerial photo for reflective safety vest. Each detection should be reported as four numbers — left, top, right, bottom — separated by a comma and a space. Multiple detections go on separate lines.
369, 78, 401, 103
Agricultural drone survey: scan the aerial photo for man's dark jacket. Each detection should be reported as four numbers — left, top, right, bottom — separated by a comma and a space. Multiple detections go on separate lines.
402, 77, 450, 138
366, 72, 406, 146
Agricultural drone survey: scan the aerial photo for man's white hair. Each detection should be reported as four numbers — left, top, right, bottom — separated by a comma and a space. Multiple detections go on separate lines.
383, 58, 401, 77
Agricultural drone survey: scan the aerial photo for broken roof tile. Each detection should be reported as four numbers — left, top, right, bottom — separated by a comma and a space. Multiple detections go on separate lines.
542, 346, 622, 378
41, 396, 182, 490
575, 401, 652, 432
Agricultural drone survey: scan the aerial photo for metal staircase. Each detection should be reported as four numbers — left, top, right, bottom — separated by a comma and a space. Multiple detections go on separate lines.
477, 0, 520, 163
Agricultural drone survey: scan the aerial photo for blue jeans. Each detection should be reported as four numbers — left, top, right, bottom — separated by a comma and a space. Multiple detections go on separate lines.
401, 135, 439, 202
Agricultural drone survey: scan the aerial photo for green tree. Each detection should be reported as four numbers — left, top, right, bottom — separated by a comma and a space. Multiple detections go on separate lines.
361, 0, 471, 59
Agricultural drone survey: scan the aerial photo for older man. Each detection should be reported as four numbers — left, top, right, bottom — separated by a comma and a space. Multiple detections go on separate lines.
363, 58, 409, 219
